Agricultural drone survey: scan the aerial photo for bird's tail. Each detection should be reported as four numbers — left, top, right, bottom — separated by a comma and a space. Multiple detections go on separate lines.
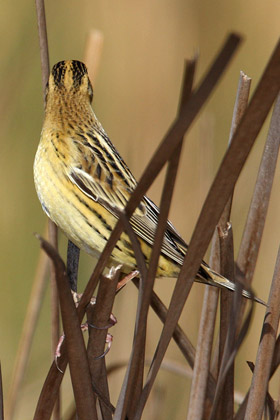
198, 264, 265, 305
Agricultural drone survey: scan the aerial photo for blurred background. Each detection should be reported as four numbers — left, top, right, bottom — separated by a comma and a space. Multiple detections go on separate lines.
1, 0, 280, 418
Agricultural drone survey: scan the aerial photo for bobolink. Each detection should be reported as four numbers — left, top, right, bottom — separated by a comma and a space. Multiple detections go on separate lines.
34, 60, 255, 300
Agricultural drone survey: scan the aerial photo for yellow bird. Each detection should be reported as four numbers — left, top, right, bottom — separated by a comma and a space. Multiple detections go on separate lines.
34, 60, 256, 300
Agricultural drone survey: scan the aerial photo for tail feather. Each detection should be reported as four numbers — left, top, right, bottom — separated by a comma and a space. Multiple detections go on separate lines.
197, 264, 266, 306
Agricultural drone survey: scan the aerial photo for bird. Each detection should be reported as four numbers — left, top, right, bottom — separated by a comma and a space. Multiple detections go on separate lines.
33, 60, 258, 302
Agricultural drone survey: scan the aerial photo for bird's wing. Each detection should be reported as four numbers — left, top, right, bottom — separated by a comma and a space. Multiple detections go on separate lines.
67, 128, 146, 217
67, 128, 186, 265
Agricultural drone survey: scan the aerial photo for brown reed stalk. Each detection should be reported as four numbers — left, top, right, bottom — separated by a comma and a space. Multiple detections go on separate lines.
35, 2, 62, 418
87, 267, 122, 419
215, 72, 252, 419
115, 58, 197, 419
187, 70, 251, 420
0, 364, 3, 420
244, 246, 280, 419
6, 227, 49, 420
234, 92, 280, 419
84, 29, 104, 87
135, 38, 280, 419
37, 235, 98, 420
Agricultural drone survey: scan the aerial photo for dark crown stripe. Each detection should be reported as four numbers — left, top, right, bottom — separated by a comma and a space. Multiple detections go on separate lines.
71, 60, 88, 87
51, 61, 66, 86
51, 60, 88, 88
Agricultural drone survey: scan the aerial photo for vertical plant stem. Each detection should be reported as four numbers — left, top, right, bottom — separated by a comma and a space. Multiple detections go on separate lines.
35, 0, 50, 93
6, 231, 49, 420
84, 29, 104, 86
237, 93, 280, 288
114, 58, 196, 420
39, 237, 98, 420
187, 71, 251, 420
35, 1, 61, 418
48, 221, 61, 419
87, 269, 121, 419
186, 286, 218, 420
245, 247, 280, 419
0, 364, 4, 420
217, 72, 251, 419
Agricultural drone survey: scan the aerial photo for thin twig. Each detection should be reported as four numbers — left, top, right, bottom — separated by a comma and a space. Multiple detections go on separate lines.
36, 2, 61, 415
6, 237, 49, 420
244, 246, 280, 419
0, 364, 4, 420
8, 2, 51, 419
35, 0, 49, 95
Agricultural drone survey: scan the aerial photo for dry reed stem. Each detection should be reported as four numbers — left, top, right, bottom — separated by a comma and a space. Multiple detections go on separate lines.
87, 267, 122, 419
115, 58, 196, 419
6, 228, 49, 420
38, 236, 98, 420
234, 92, 280, 418
48, 217, 61, 419
135, 37, 280, 419
187, 285, 218, 420
216, 226, 235, 419
187, 223, 221, 419
187, 71, 251, 420
216, 72, 251, 419
132, 278, 217, 404
237, 93, 280, 289
235, 90, 280, 343
84, 29, 104, 87
35, 2, 62, 417
245, 246, 280, 419
0, 364, 3, 420
35, 0, 49, 94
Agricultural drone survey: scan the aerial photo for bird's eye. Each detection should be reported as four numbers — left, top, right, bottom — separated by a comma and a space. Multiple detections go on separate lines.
88, 79, 94, 103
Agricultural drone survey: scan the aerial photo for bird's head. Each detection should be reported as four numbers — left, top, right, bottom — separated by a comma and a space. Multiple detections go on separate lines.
46, 60, 93, 105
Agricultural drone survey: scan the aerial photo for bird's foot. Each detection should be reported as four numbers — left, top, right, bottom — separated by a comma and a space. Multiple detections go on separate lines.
55, 327, 113, 372
55, 291, 117, 372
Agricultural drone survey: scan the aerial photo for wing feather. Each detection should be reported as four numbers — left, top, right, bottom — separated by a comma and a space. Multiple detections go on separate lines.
67, 126, 187, 265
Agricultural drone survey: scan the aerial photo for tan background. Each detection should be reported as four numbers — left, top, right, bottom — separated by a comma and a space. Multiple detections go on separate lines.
1, 1, 280, 418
